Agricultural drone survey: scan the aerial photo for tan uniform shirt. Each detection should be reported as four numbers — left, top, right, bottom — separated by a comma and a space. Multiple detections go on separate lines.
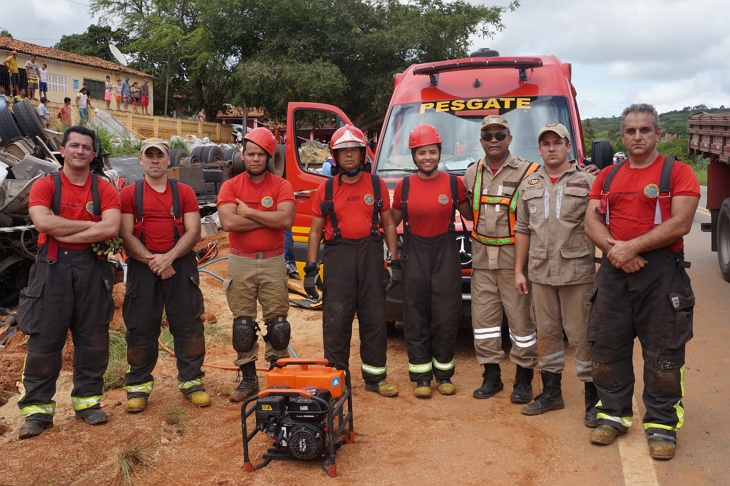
513, 163, 596, 286
464, 152, 534, 270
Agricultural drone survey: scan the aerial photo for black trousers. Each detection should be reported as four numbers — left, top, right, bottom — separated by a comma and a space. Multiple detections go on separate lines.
122, 253, 205, 397
588, 249, 694, 437
17, 247, 114, 419
403, 233, 461, 382
322, 236, 388, 383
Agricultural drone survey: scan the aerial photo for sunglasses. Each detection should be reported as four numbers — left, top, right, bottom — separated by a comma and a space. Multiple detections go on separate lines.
481, 132, 508, 142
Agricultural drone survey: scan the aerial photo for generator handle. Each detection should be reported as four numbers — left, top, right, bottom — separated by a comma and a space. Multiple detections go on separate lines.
272, 358, 330, 367
257, 388, 313, 399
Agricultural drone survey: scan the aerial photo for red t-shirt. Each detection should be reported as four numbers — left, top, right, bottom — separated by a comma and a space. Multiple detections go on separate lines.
120, 180, 199, 253
589, 155, 700, 253
29, 171, 121, 250
217, 172, 295, 252
392, 172, 467, 237
312, 174, 391, 240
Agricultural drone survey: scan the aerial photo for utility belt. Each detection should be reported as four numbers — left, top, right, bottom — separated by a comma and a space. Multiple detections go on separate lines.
37, 244, 95, 262
230, 247, 284, 259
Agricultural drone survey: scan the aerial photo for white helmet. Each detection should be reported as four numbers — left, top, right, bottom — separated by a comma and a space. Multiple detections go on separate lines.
614, 152, 625, 158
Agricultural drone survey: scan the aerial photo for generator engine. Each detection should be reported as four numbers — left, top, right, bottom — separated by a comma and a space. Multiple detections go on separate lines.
255, 386, 333, 460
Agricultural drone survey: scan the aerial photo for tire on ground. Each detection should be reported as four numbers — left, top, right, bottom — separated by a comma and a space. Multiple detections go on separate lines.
202, 145, 224, 164
718, 198, 730, 282
12, 100, 51, 147
169, 149, 189, 168
191, 146, 206, 160
231, 150, 245, 175
0, 108, 23, 142
223, 147, 236, 161
268, 143, 285, 177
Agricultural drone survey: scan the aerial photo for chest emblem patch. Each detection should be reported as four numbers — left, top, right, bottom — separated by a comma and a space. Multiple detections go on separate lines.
644, 183, 659, 199
529, 205, 537, 214
261, 196, 274, 208
438, 194, 449, 205
364, 193, 374, 206
169, 206, 175, 216
527, 179, 540, 185
85, 201, 94, 214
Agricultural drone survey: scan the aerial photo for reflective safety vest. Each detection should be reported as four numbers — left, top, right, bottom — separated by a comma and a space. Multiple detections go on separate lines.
471, 159, 539, 246
595, 156, 675, 228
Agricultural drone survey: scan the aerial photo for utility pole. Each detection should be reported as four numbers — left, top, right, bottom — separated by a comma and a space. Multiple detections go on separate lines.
164, 57, 170, 117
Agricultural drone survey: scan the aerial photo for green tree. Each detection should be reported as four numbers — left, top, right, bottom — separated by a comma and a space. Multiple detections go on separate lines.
0, 29, 12, 39
54, 25, 131, 63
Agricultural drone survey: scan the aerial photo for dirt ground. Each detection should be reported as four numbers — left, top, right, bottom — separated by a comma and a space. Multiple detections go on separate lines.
0, 232, 623, 486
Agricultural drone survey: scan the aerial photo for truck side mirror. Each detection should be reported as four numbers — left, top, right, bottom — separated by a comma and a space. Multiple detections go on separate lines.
591, 140, 614, 170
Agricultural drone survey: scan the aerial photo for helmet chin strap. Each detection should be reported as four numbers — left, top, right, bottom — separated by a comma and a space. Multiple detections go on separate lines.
341, 164, 363, 177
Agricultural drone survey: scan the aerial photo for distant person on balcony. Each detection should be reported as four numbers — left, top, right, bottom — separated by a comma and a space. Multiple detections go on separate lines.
13, 88, 28, 103
57, 97, 72, 127
130, 82, 141, 114
104, 76, 113, 110
76, 88, 92, 127
3, 50, 19, 97
38, 63, 48, 99
114, 79, 123, 111
141, 78, 150, 115
36, 97, 50, 128
25, 55, 40, 100
121, 76, 131, 112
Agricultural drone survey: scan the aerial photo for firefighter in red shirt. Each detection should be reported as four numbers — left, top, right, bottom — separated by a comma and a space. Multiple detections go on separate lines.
119, 138, 210, 413
305, 125, 401, 397
585, 104, 700, 460
17, 126, 121, 439
217, 128, 296, 402
391, 124, 471, 398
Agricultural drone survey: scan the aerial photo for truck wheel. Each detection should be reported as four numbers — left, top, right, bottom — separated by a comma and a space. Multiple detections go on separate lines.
12, 100, 51, 147
223, 147, 237, 161
231, 150, 245, 175
169, 149, 189, 168
0, 256, 31, 307
191, 146, 206, 160
203, 146, 224, 164
0, 108, 23, 142
718, 198, 730, 282
267, 144, 285, 177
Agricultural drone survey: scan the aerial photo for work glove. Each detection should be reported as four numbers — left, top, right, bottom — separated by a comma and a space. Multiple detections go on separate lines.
303, 262, 324, 299
382, 259, 402, 291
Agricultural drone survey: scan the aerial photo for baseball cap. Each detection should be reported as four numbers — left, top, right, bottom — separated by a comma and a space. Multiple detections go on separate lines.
538, 122, 570, 143
12, 50, 18, 55
481, 115, 509, 131
141, 138, 170, 155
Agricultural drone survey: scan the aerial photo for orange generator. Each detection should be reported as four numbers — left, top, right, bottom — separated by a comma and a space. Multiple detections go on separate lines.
241, 358, 354, 478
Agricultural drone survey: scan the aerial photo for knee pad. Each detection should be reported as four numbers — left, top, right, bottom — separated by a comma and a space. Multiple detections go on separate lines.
232, 317, 259, 352
264, 316, 291, 351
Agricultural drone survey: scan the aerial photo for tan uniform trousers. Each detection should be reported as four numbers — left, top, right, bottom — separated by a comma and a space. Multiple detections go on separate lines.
531, 282, 593, 382
225, 253, 290, 366
471, 267, 537, 368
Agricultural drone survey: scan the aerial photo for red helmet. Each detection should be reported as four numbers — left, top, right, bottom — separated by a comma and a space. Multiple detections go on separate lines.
243, 128, 277, 157
329, 125, 367, 161
408, 124, 442, 149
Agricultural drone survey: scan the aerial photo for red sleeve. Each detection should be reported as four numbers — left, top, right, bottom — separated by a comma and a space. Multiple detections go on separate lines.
379, 178, 391, 211
457, 176, 467, 204
179, 183, 200, 214
311, 183, 325, 217
277, 178, 296, 205
671, 161, 701, 198
120, 184, 135, 214
99, 179, 121, 211
588, 166, 611, 200
392, 179, 403, 211
216, 178, 237, 207
28, 175, 54, 209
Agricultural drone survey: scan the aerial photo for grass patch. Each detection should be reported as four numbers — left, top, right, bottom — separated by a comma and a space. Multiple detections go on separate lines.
90, 122, 144, 157
163, 404, 188, 428
104, 330, 128, 391
204, 323, 231, 346
168, 136, 188, 150
115, 437, 156, 486
159, 327, 174, 352
690, 156, 708, 186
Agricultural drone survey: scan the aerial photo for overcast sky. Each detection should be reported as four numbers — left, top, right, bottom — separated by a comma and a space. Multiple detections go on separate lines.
3, 0, 729, 119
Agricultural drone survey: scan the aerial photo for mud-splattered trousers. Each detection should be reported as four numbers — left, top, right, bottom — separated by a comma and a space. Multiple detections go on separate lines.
17, 247, 114, 421
122, 253, 206, 398
322, 235, 389, 383
588, 249, 695, 439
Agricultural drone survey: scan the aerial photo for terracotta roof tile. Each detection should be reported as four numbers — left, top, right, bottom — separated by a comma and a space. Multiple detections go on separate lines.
217, 106, 265, 118
0, 36, 153, 78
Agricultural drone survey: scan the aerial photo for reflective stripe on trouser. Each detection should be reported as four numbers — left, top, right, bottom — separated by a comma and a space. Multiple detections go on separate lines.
123, 254, 206, 396
72, 395, 103, 411
225, 253, 290, 366
588, 250, 693, 435
19, 403, 56, 419
471, 267, 537, 368
403, 233, 461, 382
323, 236, 388, 383
123, 381, 154, 397
531, 282, 593, 382
17, 247, 113, 420
178, 378, 204, 393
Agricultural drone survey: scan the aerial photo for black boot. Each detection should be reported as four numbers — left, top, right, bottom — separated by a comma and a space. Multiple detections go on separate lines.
473, 364, 503, 399
584, 381, 599, 428
230, 362, 259, 402
521, 371, 564, 415
510, 365, 534, 404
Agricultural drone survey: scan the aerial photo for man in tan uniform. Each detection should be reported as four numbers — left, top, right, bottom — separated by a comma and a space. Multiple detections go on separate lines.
514, 123, 599, 426
464, 115, 539, 402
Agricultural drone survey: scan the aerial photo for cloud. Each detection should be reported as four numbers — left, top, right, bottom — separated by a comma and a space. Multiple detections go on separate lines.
2, 0, 95, 45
